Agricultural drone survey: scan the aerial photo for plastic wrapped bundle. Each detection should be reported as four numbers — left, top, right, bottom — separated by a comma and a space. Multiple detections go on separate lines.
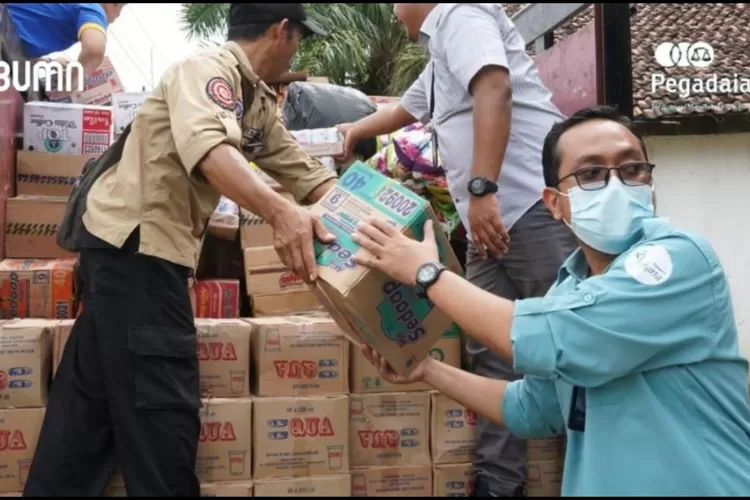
365, 123, 461, 235
282, 81, 377, 130
207, 196, 239, 241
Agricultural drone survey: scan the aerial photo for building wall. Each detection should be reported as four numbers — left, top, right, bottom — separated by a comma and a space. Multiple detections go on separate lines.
645, 133, 750, 362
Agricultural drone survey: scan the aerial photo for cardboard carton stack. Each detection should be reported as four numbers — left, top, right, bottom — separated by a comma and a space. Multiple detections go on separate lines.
245, 315, 352, 496
526, 436, 566, 497
0, 319, 59, 495
241, 165, 323, 317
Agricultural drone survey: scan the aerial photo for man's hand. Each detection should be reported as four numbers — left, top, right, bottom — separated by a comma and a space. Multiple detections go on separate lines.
335, 123, 359, 164
352, 217, 439, 286
361, 344, 430, 384
468, 195, 509, 258
270, 204, 335, 283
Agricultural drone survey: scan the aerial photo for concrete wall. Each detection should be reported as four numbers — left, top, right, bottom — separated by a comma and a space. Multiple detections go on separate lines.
645, 133, 750, 361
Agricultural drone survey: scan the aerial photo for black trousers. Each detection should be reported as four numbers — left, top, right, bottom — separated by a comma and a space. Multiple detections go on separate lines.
471, 475, 526, 497
23, 230, 202, 496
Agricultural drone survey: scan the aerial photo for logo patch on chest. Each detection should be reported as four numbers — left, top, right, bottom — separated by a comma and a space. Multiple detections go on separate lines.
205, 77, 235, 111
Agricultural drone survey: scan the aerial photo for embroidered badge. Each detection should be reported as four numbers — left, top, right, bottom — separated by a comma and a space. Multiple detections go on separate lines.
205, 77, 235, 111
235, 101, 244, 120
241, 127, 265, 153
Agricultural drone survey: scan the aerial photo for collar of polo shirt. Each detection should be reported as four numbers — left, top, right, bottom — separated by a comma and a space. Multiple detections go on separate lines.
418, 4, 446, 46
224, 41, 261, 86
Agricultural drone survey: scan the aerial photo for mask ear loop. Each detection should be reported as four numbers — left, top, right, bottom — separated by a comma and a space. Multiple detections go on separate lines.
553, 189, 574, 230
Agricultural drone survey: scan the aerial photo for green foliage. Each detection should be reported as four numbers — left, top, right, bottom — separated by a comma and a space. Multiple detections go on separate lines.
180, 3, 429, 96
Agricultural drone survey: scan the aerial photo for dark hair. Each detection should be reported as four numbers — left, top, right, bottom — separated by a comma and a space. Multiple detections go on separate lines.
542, 105, 648, 187
228, 20, 303, 42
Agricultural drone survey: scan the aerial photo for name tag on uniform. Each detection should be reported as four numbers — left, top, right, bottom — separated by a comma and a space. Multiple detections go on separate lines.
241, 128, 265, 154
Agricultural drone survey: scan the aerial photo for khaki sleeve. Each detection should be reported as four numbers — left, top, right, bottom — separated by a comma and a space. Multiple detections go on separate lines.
161, 57, 243, 175
252, 111, 338, 203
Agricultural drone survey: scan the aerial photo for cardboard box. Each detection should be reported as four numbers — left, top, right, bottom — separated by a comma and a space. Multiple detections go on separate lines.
289, 128, 344, 158
351, 465, 432, 497
191, 280, 241, 319
23, 102, 112, 156
254, 475, 351, 496
197, 398, 253, 483
310, 162, 463, 376
252, 395, 349, 479
52, 319, 75, 376
430, 392, 477, 465
350, 329, 461, 393
239, 191, 296, 249
349, 391, 430, 467
196, 319, 252, 398
16, 151, 93, 197
526, 459, 563, 497
47, 57, 125, 106
0, 259, 76, 319
252, 292, 322, 317
527, 436, 565, 462
5, 197, 75, 259
200, 481, 254, 496
246, 316, 349, 397
0, 408, 45, 493
0, 320, 56, 409
433, 463, 474, 497
112, 91, 149, 136
244, 247, 308, 296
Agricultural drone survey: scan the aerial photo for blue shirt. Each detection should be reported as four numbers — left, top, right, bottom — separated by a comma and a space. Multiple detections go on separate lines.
7, 3, 108, 59
502, 217, 750, 496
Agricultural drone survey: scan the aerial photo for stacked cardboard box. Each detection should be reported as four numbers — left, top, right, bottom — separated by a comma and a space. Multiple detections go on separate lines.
0, 319, 59, 494
348, 332, 471, 497
241, 168, 323, 317
246, 315, 352, 496
526, 436, 566, 497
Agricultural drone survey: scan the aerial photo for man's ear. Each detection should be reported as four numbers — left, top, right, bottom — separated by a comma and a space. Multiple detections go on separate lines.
542, 187, 563, 221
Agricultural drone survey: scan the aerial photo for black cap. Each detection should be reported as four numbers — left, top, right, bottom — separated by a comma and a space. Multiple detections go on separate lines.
228, 3, 327, 38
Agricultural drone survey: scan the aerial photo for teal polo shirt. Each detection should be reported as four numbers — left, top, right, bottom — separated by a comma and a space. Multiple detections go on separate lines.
503, 217, 750, 495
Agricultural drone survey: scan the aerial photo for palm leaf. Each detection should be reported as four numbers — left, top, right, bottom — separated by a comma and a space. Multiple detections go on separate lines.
180, 3, 229, 41
180, 2, 430, 96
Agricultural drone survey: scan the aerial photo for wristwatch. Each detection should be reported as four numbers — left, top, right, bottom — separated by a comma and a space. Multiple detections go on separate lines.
415, 262, 448, 293
468, 177, 499, 197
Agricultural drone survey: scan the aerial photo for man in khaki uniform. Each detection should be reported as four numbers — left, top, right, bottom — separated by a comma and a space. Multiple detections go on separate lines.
24, 4, 336, 497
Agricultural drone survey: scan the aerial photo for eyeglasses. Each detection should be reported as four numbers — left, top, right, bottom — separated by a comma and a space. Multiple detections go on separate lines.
557, 162, 655, 191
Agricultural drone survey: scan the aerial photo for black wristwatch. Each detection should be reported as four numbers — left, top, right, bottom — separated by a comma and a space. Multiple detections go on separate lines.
468, 177, 499, 197
415, 262, 448, 293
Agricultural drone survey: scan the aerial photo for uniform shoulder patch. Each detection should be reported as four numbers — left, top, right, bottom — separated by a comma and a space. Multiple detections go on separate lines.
206, 77, 235, 111
624, 244, 673, 286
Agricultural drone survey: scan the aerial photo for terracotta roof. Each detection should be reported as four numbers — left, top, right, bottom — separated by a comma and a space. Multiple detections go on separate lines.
502, 3, 750, 120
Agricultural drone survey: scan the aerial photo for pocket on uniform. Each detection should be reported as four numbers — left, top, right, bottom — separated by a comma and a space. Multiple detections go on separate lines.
128, 326, 201, 411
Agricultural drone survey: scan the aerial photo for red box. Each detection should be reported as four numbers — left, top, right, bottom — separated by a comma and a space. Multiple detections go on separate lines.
191, 280, 240, 319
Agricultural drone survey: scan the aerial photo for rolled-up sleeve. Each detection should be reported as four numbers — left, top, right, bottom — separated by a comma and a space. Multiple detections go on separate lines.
252, 110, 337, 204
439, 5, 509, 93
400, 67, 430, 123
510, 235, 719, 388
161, 57, 243, 176
502, 377, 564, 439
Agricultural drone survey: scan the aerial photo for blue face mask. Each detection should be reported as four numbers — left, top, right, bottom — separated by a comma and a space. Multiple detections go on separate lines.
559, 177, 655, 255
